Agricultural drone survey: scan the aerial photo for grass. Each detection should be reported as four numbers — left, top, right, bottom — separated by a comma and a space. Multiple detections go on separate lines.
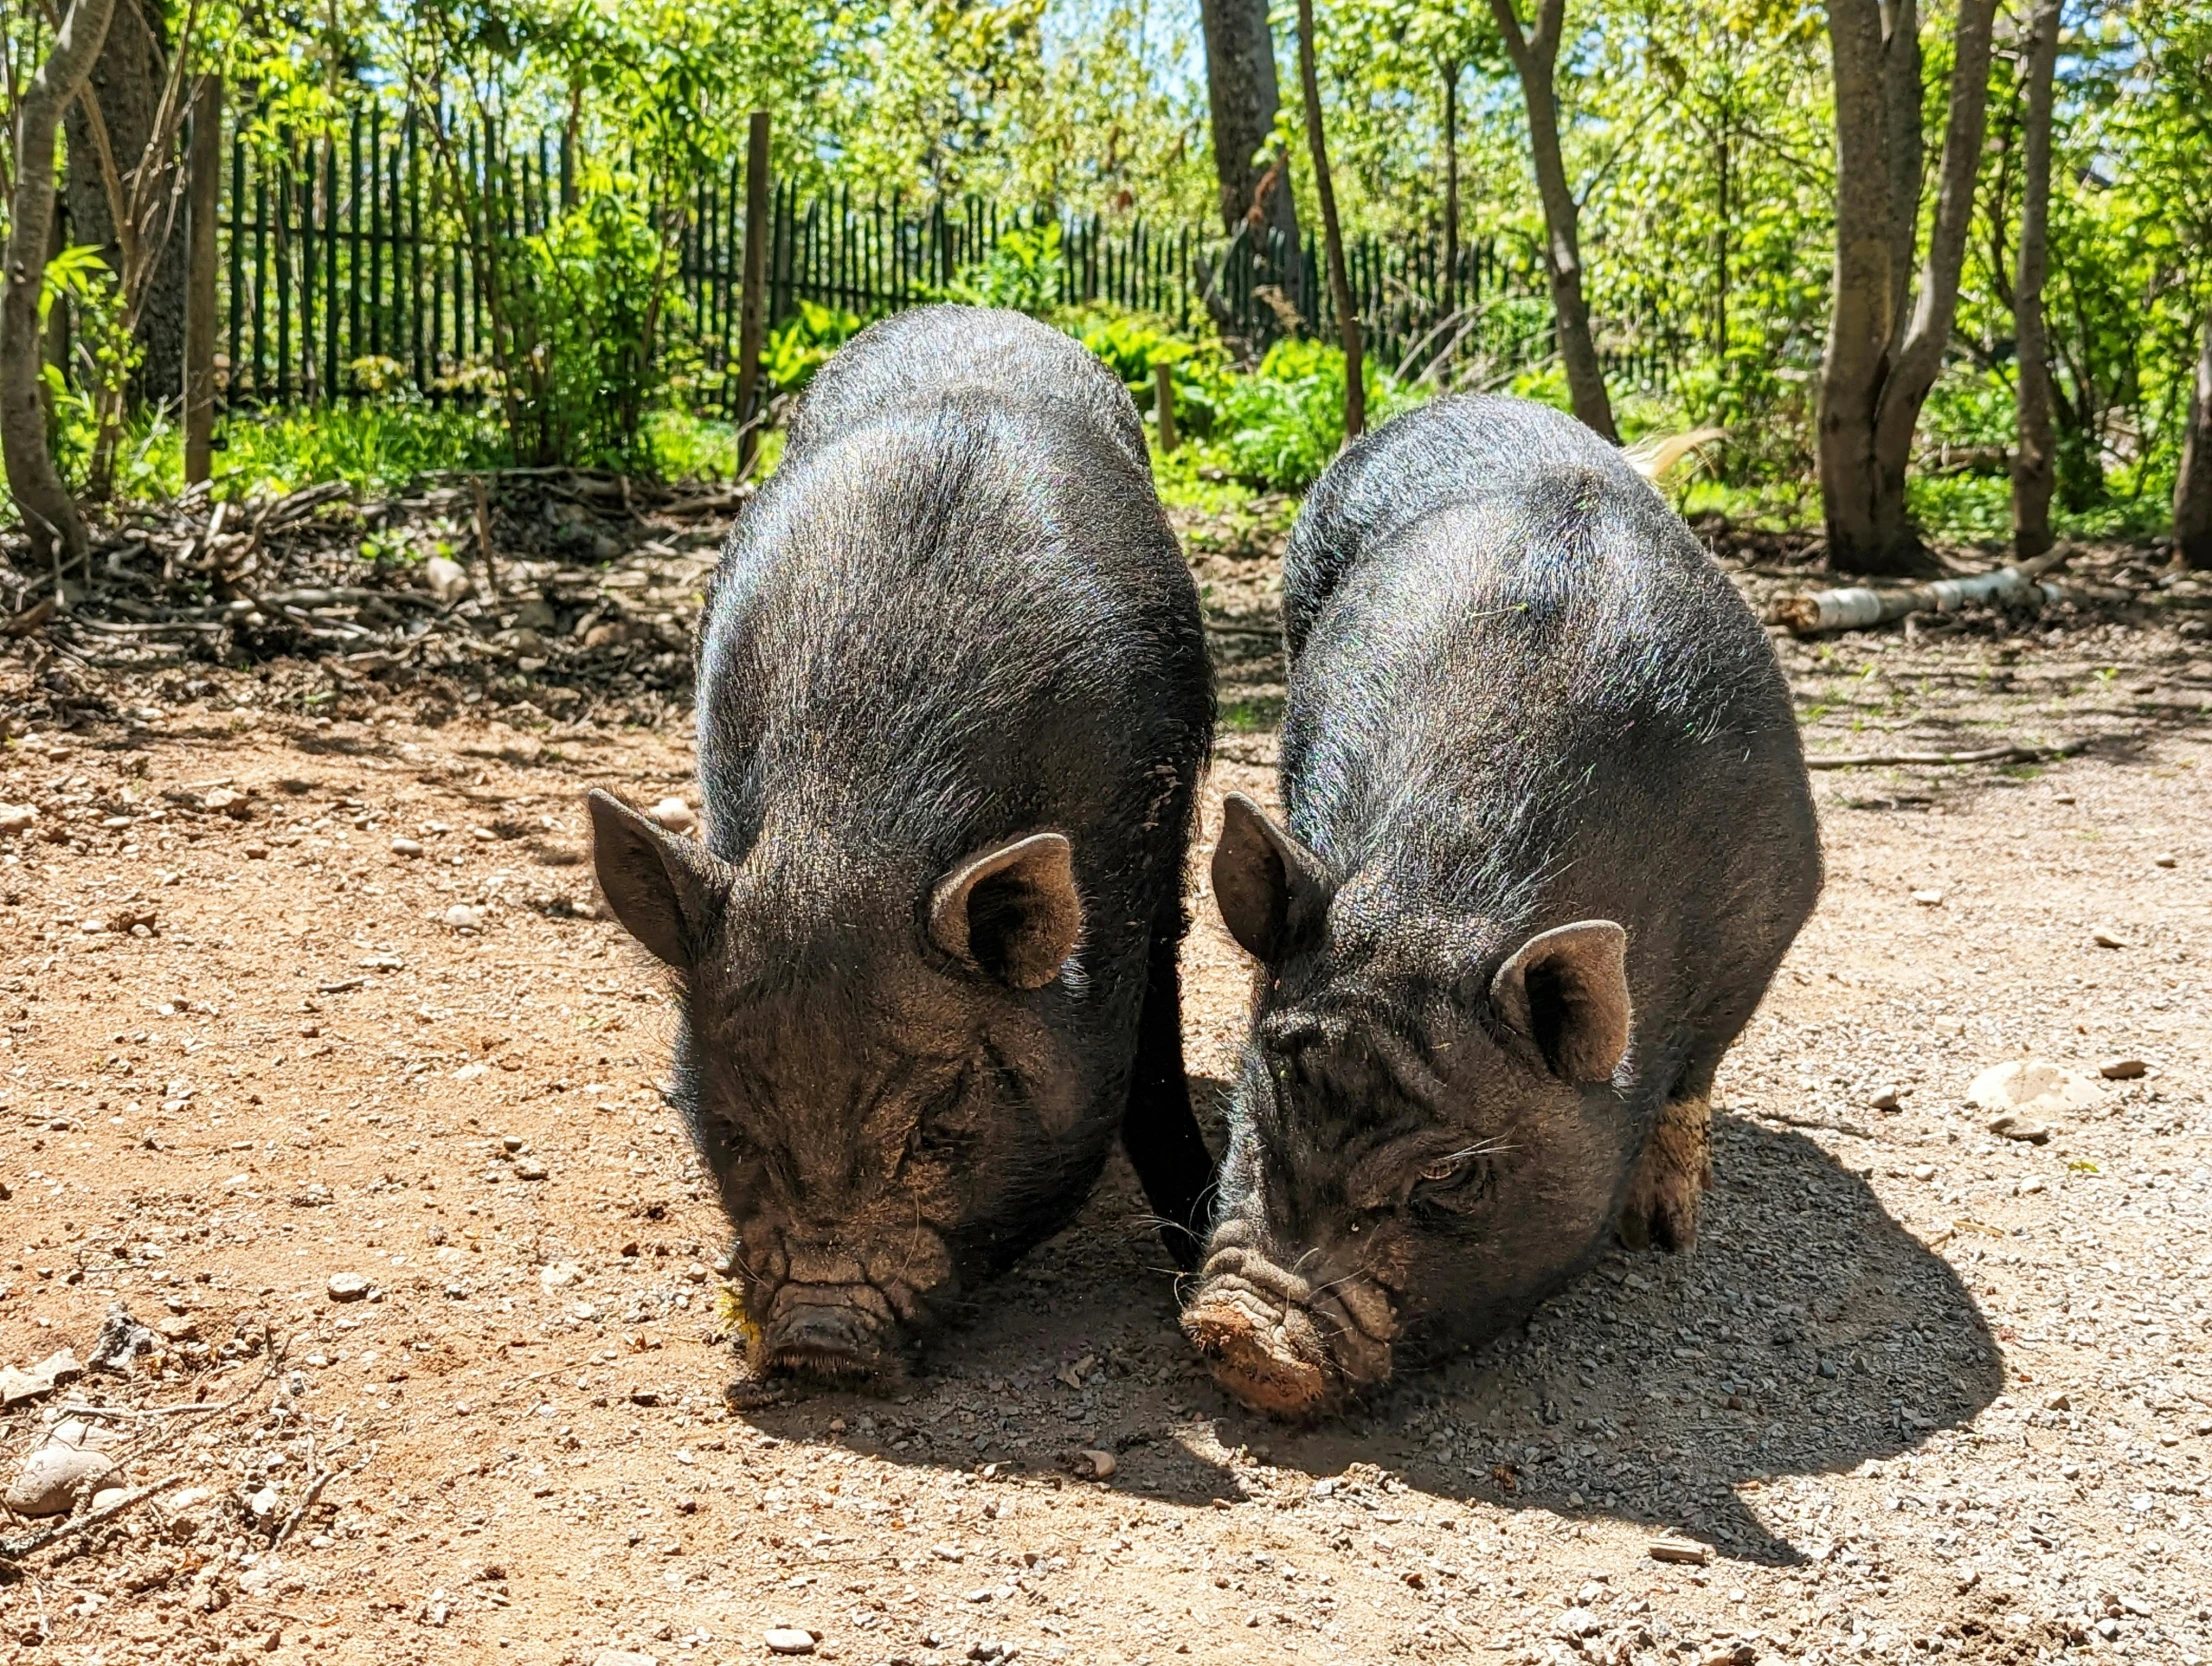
2, 375, 2180, 557
1, 402, 767, 524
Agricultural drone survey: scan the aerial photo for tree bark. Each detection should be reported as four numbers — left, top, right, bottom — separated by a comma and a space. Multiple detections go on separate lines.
1487, 0, 1616, 441
1199, 0, 1303, 316
1816, 0, 1997, 577
3, 0, 119, 579
2008, 0, 2061, 559
2176, 309, 2212, 570
63, 0, 186, 409
1297, 0, 1361, 440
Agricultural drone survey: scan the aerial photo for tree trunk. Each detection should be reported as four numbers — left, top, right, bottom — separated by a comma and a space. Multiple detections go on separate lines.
1816, 0, 1997, 577
62, 0, 186, 409
2009, 0, 2061, 559
1199, 0, 1303, 316
1442, 61, 1461, 311
1297, 0, 1361, 441
3, 0, 119, 580
2177, 309, 2212, 570
1487, 0, 1616, 442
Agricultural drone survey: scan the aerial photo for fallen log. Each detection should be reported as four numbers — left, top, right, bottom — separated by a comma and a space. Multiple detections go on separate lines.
1772, 546, 2074, 635
1803, 739, 2088, 770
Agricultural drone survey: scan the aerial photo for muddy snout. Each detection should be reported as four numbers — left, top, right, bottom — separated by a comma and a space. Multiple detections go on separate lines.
752, 1280, 905, 1387
1179, 1223, 1396, 1418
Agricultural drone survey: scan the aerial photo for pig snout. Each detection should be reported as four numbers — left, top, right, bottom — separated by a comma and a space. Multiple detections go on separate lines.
755, 1273, 904, 1384
1179, 1217, 1397, 1419
740, 1233, 952, 1388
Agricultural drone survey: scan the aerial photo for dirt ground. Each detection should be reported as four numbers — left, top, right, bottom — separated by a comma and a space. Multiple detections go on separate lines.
0, 527, 2208, 1666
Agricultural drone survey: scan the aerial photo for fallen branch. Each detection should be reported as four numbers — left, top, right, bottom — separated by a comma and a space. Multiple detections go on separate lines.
471, 476, 503, 601
272, 1447, 364, 1547
1741, 1109, 1875, 1139
50, 1400, 226, 1419
0, 1474, 186, 1560
1804, 739, 2088, 770
1772, 545, 2076, 635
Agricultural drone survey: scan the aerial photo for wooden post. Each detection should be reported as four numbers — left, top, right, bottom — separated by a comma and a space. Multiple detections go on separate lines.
1154, 362, 1177, 454
735, 110, 771, 473
183, 73, 222, 484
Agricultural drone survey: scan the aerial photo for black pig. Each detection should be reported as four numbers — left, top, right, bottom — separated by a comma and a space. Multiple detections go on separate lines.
1182, 395, 1820, 1417
590, 305, 1215, 1385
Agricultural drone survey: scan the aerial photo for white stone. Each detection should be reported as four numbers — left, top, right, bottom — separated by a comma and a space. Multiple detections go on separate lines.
1967, 1060, 2102, 1119
423, 555, 471, 604
6, 1425, 118, 1517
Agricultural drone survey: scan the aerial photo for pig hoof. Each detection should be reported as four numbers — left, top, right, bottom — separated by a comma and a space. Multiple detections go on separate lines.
1619, 1096, 1712, 1253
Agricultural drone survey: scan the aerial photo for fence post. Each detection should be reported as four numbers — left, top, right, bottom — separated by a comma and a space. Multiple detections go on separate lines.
1154, 362, 1177, 454
735, 110, 771, 472
183, 74, 222, 482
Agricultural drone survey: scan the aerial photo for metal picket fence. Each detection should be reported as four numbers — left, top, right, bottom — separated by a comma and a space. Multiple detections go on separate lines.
208, 105, 1686, 416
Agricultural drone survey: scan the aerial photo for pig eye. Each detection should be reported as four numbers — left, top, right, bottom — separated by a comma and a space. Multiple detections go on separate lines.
1419, 1156, 1467, 1184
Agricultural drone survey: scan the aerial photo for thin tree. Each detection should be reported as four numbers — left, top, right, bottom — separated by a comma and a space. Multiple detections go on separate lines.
2178, 312, 2212, 570
1441, 56, 1463, 310
1296, 0, 1361, 439
2008, 0, 2061, 559
1198, 0, 1304, 318
1816, 0, 1998, 577
1484, 0, 1614, 442
62, 0, 188, 407
1, 0, 119, 591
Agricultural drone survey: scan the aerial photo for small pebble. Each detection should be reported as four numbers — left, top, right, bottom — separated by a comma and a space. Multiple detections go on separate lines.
1987, 1115, 2051, 1144
1910, 889, 1944, 907
1077, 1449, 1116, 1481
763, 1630, 816, 1656
2098, 1056, 2147, 1080
443, 904, 485, 932
2152, 853, 2177, 868
514, 1158, 550, 1182
327, 1272, 371, 1303
2091, 926, 2127, 949
1869, 1086, 1904, 1112
650, 797, 697, 834
390, 837, 424, 858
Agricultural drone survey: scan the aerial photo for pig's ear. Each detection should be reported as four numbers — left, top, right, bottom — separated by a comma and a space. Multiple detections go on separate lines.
588, 789, 733, 972
929, 832, 1083, 991
1212, 793, 1328, 963
1489, 920, 1631, 1085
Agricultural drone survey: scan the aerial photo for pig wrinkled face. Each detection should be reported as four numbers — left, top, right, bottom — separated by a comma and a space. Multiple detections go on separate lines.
588, 792, 1089, 1388
1183, 795, 1636, 1418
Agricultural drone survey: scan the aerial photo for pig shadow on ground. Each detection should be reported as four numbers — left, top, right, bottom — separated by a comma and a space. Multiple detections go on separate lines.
728, 1104, 2002, 1567
1181, 1110, 2005, 1565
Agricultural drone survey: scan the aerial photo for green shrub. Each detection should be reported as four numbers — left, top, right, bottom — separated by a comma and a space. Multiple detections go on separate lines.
503, 190, 683, 470
1199, 337, 1412, 492
762, 301, 867, 398
946, 221, 1067, 316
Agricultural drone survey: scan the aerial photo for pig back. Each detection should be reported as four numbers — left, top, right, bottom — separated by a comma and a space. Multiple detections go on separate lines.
1279, 394, 1818, 1038
697, 344, 1210, 1004
786, 304, 1152, 481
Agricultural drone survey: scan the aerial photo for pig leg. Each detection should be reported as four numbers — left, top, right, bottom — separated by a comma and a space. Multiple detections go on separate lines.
1122, 904, 1217, 1269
